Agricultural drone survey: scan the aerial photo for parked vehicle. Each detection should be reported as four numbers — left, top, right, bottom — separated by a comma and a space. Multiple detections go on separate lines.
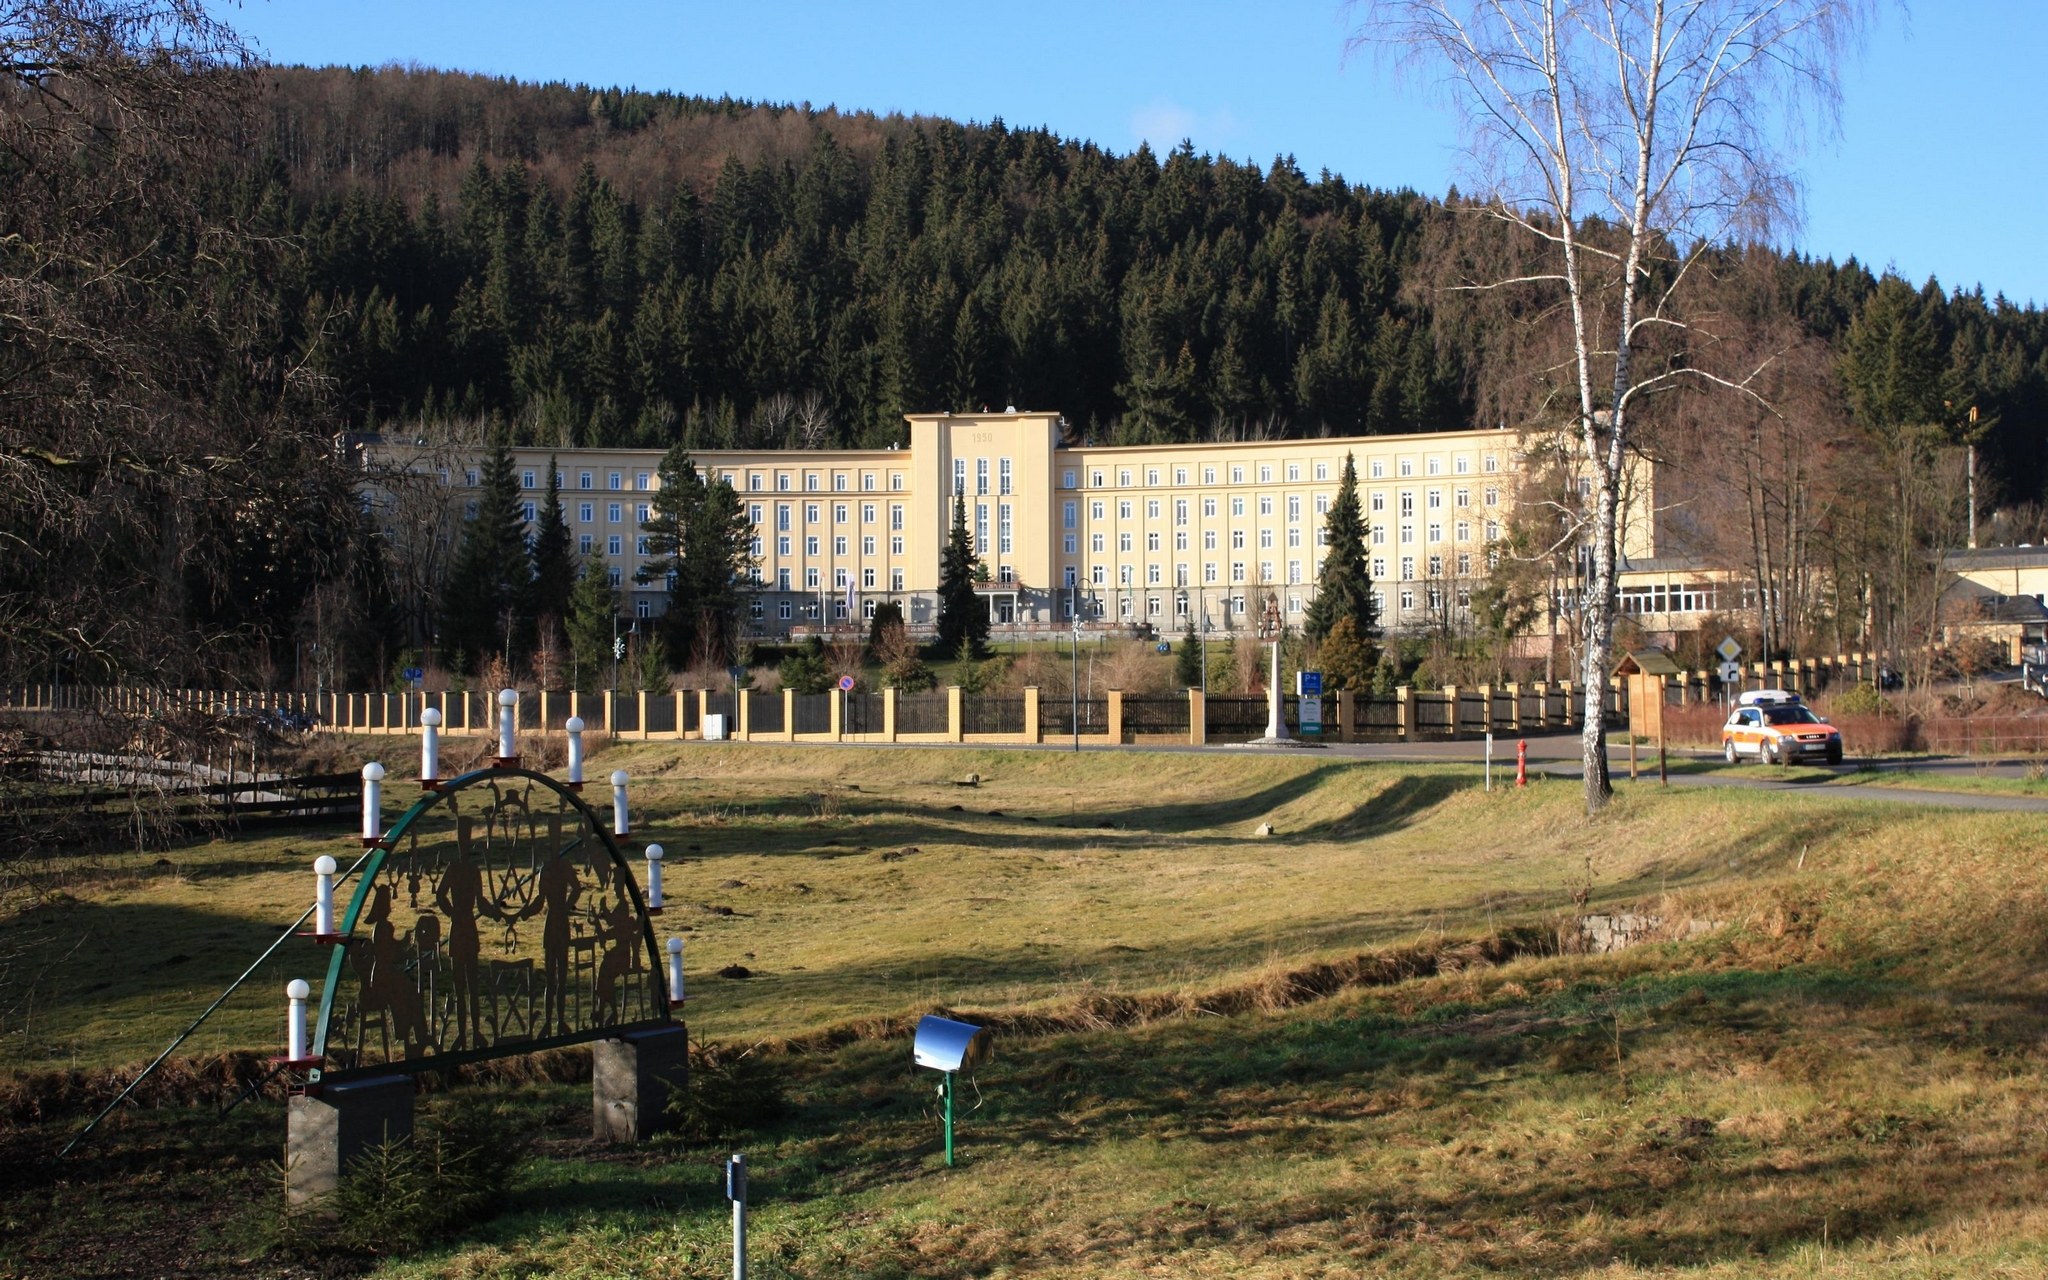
1722, 689, 1843, 765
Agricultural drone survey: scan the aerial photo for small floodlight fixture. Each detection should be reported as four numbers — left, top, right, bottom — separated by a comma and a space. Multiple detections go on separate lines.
912, 1015, 992, 1166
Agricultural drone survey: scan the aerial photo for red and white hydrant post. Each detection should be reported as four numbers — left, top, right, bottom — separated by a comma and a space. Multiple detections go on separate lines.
1516, 739, 1528, 788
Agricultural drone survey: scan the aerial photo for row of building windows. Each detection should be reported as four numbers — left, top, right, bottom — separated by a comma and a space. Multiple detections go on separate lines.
1058, 454, 1500, 490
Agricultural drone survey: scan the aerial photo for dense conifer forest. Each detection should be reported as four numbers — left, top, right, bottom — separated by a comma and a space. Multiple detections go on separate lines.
252, 66, 2048, 499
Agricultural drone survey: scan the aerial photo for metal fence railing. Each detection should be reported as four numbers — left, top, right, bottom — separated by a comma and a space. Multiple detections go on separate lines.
1121, 696, 1190, 735
896, 691, 949, 735
793, 693, 833, 734
963, 694, 1023, 736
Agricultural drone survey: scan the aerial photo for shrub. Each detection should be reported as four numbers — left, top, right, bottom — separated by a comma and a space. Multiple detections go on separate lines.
1827, 683, 1892, 718
665, 1042, 788, 1145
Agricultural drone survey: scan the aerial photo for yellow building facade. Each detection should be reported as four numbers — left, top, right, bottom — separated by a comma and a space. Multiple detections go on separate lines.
367, 410, 1687, 641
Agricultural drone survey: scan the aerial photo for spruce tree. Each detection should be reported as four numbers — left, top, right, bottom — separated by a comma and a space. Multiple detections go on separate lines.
531, 455, 575, 625
934, 491, 987, 658
564, 552, 619, 693
1175, 616, 1203, 688
439, 440, 534, 671
681, 476, 756, 666
1303, 452, 1377, 647
636, 442, 704, 655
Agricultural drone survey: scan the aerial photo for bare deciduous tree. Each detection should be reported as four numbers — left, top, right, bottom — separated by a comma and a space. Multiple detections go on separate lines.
1354, 0, 1867, 812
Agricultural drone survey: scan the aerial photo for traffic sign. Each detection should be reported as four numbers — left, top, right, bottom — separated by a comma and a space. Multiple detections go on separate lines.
1718, 660, 1742, 684
1297, 671, 1323, 697
401, 666, 423, 683
1715, 635, 1742, 662
837, 675, 856, 692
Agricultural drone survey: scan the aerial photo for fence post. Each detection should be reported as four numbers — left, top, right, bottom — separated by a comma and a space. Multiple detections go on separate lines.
830, 688, 843, 739
738, 689, 752, 740
1022, 686, 1041, 744
1560, 681, 1576, 726
1189, 688, 1206, 746
672, 690, 686, 740
1443, 685, 1459, 736
883, 686, 898, 741
1107, 688, 1125, 744
1337, 688, 1354, 742
635, 690, 649, 741
1397, 685, 1412, 741
536, 690, 549, 734
782, 688, 796, 742
698, 689, 711, 738
946, 686, 963, 742
1476, 684, 1492, 735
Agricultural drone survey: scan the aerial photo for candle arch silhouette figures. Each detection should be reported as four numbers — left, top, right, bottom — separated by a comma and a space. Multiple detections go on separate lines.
308, 762, 671, 1085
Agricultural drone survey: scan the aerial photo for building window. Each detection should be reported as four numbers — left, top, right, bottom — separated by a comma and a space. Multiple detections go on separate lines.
1484, 454, 1499, 472
1231, 562, 1246, 582
1203, 530, 1218, 550
1119, 532, 1133, 553
578, 534, 593, 554
805, 536, 820, 556
976, 503, 989, 553
1174, 499, 1189, 526
1258, 496, 1273, 517
1175, 531, 1189, 551
1455, 456, 1471, 474
1092, 533, 1106, 553
777, 536, 791, 555
777, 569, 791, 591
1231, 497, 1246, 517
1401, 556, 1415, 580
999, 504, 1013, 554
863, 567, 877, 589
1484, 486, 1500, 506
891, 473, 906, 491
891, 569, 904, 590
1145, 467, 1160, 486
891, 536, 904, 555
1147, 532, 1161, 552
1428, 554, 1443, 576
1455, 487, 1470, 508
1230, 530, 1246, 550
1064, 534, 1077, 554
977, 458, 989, 495
1064, 501, 1078, 529
1119, 468, 1134, 487
1202, 466, 1217, 484
1091, 469, 1106, 488
805, 503, 821, 524
1456, 520, 1471, 542
1119, 500, 1134, 520
779, 599, 793, 619
1428, 490, 1443, 511
834, 503, 849, 524
1174, 467, 1188, 485
1230, 465, 1245, 484
636, 503, 652, 524
1400, 523, 1414, 543
750, 537, 762, 557
1400, 493, 1415, 517
636, 536, 650, 556
1372, 557, 1387, 579
804, 473, 820, 492
1288, 561, 1302, 583
776, 473, 791, 491
1259, 465, 1273, 483
1427, 523, 1442, 543
777, 505, 791, 531
1427, 457, 1442, 476
834, 473, 848, 492
1092, 565, 1107, 586
749, 473, 764, 491
1063, 468, 1078, 489
1147, 564, 1162, 585
863, 535, 876, 555
890, 504, 905, 530
1202, 497, 1218, 518
1369, 459, 1384, 479
863, 472, 878, 491
1287, 496, 1300, 521
1259, 561, 1274, 581
1457, 552, 1474, 575
607, 534, 622, 556
749, 503, 764, 525
1146, 499, 1161, 520
833, 536, 848, 555
1204, 563, 1219, 583
862, 503, 877, 524
578, 502, 594, 523
955, 458, 967, 495
1399, 459, 1414, 477
805, 567, 820, 589
1372, 525, 1386, 545
1400, 588, 1415, 610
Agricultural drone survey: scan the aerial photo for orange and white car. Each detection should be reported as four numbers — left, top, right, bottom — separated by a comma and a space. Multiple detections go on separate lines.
1721, 690, 1844, 766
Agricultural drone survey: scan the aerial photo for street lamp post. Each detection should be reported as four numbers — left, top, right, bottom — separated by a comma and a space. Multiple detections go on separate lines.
1070, 611, 1081, 752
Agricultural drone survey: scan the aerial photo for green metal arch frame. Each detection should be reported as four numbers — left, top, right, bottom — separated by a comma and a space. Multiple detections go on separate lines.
309, 766, 670, 1084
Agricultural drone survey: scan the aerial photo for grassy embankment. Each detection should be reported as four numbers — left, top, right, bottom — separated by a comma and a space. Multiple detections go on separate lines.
8, 744, 2048, 1277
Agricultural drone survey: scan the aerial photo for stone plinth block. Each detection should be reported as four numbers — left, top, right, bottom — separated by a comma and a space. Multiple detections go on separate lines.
285, 1074, 416, 1205
592, 1024, 689, 1143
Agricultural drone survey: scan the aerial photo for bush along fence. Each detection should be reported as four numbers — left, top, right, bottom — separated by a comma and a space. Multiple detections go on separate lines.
4, 681, 1626, 746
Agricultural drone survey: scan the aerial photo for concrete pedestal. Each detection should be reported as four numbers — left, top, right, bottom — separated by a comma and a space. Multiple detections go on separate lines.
285, 1074, 416, 1204
592, 1024, 689, 1142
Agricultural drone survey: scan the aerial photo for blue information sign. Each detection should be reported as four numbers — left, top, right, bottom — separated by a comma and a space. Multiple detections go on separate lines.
1297, 671, 1322, 696
402, 666, 424, 683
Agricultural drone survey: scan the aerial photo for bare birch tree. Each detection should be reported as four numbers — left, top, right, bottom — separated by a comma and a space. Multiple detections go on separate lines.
1355, 0, 1867, 812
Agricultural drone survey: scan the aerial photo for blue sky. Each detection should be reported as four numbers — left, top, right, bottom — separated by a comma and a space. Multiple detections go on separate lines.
225, 1, 2046, 306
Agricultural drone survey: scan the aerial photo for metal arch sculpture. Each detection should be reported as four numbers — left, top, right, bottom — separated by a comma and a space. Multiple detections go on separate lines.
309, 767, 670, 1085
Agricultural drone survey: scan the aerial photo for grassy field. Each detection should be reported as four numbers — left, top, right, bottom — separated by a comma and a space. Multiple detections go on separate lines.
9, 743, 2048, 1277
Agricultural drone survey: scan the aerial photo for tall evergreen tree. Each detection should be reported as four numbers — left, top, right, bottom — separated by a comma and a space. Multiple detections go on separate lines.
934, 492, 987, 657
1175, 616, 1204, 688
563, 551, 619, 693
531, 455, 575, 624
1303, 452, 1376, 646
439, 440, 533, 671
635, 442, 704, 655
681, 476, 757, 665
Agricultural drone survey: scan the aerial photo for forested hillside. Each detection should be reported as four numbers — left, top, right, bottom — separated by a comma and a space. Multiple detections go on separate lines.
252, 66, 2048, 503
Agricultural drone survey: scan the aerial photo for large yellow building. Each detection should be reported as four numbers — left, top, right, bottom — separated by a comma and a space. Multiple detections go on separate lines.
367, 410, 1689, 641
